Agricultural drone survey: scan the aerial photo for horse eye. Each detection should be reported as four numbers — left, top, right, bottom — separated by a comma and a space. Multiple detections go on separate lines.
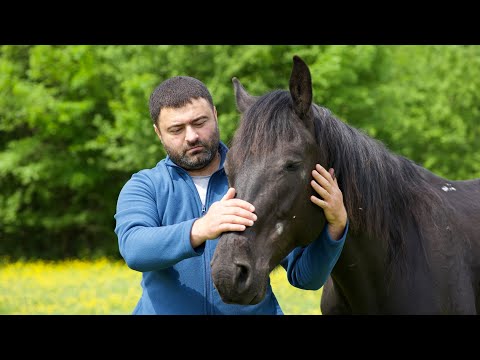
284, 162, 300, 172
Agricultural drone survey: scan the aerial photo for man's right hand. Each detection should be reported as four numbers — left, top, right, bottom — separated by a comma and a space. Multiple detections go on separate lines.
190, 188, 257, 248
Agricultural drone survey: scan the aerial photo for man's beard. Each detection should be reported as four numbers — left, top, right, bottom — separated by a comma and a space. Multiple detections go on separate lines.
165, 128, 220, 171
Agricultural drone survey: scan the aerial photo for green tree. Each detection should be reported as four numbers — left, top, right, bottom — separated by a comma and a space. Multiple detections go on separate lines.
0, 45, 478, 260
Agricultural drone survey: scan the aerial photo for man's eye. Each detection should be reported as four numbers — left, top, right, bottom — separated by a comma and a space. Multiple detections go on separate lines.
194, 120, 206, 127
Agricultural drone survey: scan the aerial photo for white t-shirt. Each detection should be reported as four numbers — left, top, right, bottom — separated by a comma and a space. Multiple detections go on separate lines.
191, 175, 211, 207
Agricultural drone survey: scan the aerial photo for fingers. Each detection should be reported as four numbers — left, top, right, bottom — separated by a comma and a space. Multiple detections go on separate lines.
221, 187, 236, 201
219, 206, 257, 222
312, 167, 332, 192
224, 199, 256, 213
310, 195, 327, 209
328, 168, 337, 183
218, 223, 247, 233
311, 164, 341, 208
221, 188, 255, 212
206, 188, 257, 238
197, 188, 258, 241
311, 178, 330, 200
219, 214, 254, 228
314, 164, 335, 184
310, 164, 347, 233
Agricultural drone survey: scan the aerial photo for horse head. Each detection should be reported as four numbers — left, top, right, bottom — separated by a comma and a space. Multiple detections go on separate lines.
210, 56, 327, 305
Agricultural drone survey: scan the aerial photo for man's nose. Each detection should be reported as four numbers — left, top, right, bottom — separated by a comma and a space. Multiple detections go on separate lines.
185, 126, 199, 143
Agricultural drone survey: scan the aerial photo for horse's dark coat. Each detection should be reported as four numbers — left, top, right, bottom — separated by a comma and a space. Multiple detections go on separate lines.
210, 55, 480, 314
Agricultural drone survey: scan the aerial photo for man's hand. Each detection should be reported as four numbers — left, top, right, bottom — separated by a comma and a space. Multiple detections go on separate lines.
310, 164, 348, 240
190, 188, 257, 248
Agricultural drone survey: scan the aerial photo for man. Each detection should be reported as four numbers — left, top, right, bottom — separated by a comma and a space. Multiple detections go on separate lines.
114, 76, 348, 314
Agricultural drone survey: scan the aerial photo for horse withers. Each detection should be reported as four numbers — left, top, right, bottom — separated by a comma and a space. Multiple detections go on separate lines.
210, 55, 480, 314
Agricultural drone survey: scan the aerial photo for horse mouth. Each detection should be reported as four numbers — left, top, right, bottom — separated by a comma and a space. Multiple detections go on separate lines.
220, 291, 263, 306
247, 293, 262, 305
212, 269, 267, 305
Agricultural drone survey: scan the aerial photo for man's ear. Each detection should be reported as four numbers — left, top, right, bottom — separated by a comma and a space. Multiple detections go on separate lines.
213, 106, 218, 122
153, 123, 162, 141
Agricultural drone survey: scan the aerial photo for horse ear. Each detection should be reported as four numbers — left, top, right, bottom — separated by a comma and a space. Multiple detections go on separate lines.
289, 55, 313, 121
232, 77, 258, 113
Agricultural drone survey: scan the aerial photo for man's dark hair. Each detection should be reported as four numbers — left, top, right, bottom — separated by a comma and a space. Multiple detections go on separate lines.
149, 76, 214, 125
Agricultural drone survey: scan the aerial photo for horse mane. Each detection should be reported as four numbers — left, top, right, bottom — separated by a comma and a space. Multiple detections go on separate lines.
231, 88, 448, 273
311, 104, 447, 271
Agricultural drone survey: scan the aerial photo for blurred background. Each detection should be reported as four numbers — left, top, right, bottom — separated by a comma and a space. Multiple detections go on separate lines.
1, 45, 479, 314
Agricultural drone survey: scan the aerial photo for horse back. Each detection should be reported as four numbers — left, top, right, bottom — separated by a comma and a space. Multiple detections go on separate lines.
425, 175, 480, 310
431, 176, 480, 238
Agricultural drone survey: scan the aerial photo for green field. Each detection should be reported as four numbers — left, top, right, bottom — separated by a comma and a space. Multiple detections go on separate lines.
0, 259, 322, 315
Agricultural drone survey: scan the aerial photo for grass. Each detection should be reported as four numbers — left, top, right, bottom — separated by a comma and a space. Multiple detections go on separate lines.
0, 258, 322, 315
270, 266, 323, 315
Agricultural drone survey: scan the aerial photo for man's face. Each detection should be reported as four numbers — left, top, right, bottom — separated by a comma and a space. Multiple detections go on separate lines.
155, 98, 220, 171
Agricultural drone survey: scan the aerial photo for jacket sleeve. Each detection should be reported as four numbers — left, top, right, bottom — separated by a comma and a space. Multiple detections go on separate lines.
114, 171, 204, 272
280, 221, 349, 290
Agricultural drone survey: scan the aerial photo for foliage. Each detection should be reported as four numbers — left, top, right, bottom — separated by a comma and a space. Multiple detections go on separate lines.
0, 45, 479, 259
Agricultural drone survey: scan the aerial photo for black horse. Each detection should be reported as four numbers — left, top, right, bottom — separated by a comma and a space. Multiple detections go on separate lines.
210, 55, 480, 314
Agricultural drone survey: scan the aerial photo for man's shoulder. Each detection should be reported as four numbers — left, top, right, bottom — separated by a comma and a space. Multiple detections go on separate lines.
117, 161, 173, 205
127, 160, 170, 186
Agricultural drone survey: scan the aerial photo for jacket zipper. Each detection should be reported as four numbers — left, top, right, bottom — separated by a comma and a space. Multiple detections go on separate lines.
169, 153, 225, 315
202, 172, 221, 314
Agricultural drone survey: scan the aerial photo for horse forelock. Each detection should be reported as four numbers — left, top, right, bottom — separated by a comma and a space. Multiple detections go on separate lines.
231, 90, 312, 160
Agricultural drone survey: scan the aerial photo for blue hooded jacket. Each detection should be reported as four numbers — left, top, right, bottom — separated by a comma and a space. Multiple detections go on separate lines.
114, 142, 347, 314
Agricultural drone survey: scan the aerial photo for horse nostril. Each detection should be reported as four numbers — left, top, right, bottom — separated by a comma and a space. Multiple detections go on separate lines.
234, 261, 252, 290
